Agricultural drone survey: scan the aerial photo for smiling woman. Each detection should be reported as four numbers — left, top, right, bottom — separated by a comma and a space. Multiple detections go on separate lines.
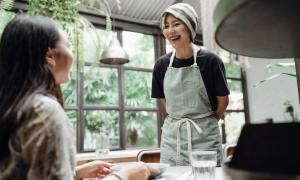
152, 3, 230, 166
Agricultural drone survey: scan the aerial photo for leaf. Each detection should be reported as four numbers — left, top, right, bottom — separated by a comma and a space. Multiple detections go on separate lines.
266, 62, 295, 69
0, 0, 14, 11
254, 72, 297, 87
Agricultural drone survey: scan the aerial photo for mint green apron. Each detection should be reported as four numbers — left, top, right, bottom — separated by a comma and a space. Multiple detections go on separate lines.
160, 44, 223, 166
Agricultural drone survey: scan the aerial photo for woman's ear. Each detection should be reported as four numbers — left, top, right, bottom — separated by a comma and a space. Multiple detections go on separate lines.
46, 48, 56, 68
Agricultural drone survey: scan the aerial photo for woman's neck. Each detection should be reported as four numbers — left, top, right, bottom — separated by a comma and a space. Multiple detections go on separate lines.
175, 43, 193, 59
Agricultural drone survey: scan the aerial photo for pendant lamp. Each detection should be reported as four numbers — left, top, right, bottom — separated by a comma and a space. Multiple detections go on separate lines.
214, 0, 300, 58
213, 0, 300, 103
99, 36, 129, 65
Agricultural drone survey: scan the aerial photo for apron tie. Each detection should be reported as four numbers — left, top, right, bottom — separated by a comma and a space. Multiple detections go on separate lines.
175, 112, 213, 166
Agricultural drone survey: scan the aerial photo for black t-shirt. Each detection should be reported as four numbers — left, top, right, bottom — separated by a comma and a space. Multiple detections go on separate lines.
151, 49, 230, 111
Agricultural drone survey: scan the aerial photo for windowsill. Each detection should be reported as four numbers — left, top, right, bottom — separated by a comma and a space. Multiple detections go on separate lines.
76, 149, 141, 165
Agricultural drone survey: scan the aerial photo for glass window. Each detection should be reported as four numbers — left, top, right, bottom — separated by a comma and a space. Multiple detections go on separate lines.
123, 31, 154, 68
0, 11, 15, 34
84, 110, 120, 150
224, 112, 245, 144
61, 64, 77, 106
82, 29, 116, 64
165, 40, 173, 54
125, 111, 158, 148
125, 71, 156, 108
84, 67, 118, 105
220, 49, 241, 78
227, 80, 244, 110
224, 62, 241, 78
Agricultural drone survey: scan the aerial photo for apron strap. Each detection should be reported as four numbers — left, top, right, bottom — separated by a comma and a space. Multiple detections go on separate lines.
169, 43, 200, 67
175, 111, 214, 166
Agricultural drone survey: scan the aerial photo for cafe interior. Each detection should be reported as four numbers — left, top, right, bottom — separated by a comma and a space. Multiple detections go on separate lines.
1, 0, 300, 179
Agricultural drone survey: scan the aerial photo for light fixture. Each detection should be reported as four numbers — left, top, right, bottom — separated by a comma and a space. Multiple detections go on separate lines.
213, 0, 300, 103
99, 17, 129, 65
214, 0, 300, 58
99, 37, 129, 65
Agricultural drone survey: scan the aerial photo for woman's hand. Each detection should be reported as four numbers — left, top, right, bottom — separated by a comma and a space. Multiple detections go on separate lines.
76, 160, 112, 180
115, 162, 160, 180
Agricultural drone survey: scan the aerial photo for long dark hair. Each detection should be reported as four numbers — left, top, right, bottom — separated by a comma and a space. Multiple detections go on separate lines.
0, 15, 63, 158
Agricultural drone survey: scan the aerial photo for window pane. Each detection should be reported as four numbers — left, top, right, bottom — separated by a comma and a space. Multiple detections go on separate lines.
224, 62, 241, 78
225, 112, 245, 144
165, 40, 173, 54
0, 11, 15, 34
125, 111, 158, 148
227, 80, 244, 110
123, 31, 154, 68
66, 110, 77, 151
217, 48, 241, 78
82, 29, 116, 64
84, 110, 120, 150
61, 64, 77, 106
125, 71, 156, 107
84, 67, 118, 105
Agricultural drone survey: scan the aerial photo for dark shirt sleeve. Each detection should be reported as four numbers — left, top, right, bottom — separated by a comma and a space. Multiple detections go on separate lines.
212, 55, 230, 96
151, 59, 165, 98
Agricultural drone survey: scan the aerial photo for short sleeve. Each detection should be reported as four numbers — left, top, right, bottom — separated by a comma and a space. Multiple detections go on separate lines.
212, 57, 230, 96
151, 60, 165, 98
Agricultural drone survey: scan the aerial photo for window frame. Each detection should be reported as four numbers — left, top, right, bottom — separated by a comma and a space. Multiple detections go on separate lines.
64, 27, 163, 152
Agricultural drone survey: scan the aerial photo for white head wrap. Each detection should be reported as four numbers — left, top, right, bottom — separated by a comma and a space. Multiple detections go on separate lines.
160, 3, 199, 41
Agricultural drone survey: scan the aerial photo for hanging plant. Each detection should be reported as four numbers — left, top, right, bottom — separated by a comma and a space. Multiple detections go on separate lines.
26, 0, 117, 71
27, 0, 79, 28
0, 0, 14, 12
79, 0, 113, 31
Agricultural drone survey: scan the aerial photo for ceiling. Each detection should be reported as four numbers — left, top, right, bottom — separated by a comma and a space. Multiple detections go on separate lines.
107, 0, 202, 34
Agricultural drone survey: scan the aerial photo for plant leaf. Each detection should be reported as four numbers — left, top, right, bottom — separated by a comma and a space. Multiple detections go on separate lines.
0, 0, 14, 11
266, 62, 295, 69
254, 72, 297, 87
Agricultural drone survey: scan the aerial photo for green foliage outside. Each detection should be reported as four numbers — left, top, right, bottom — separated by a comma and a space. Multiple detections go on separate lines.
84, 67, 118, 106
60, 30, 158, 149
123, 31, 155, 69
125, 111, 157, 147
84, 110, 119, 135
0, 11, 15, 34
27, 0, 79, 26
125, 71, 155, 107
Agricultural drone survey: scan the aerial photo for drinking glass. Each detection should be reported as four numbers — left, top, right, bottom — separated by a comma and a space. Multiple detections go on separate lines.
190, 151, 217, 180
95, 128, 110, 155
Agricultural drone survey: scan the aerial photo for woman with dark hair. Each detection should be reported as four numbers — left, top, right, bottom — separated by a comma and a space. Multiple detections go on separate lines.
0, 15, 158, 180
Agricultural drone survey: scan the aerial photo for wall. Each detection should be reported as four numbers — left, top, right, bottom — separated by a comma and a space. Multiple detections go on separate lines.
245, 58, 300, 123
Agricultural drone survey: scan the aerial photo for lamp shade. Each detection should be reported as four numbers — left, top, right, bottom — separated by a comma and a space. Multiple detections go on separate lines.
100, 37, 129, 65
214, 0, 300, 58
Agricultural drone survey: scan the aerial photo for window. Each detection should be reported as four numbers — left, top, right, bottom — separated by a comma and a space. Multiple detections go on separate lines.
62, 28, 159, 152
220, 51, 246, 144
0, 11, 15, 34
123, 31, 158, 148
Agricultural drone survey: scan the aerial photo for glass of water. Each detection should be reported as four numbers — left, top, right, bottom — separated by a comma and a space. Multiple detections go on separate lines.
190, 151, 217, 180
95, 128, 110, 155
